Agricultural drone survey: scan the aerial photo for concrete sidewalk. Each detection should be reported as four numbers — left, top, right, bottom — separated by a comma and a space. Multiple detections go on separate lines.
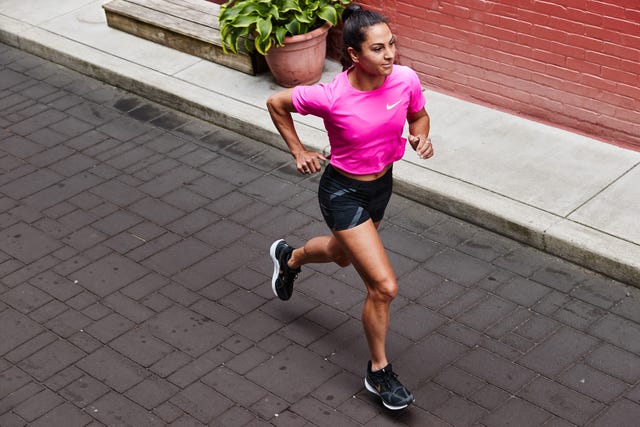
0, 0, 639, 285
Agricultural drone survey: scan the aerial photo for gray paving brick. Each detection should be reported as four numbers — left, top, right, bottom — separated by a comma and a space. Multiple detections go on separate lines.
247, 345, 340, 403
159, 283, 200, 306
520, 376, 603, 425
468, 383, 511, 410
23, 172, 103, 210
0, 382, 44, 416
589, 398, 640, 427
434, 365, 485, 398
83, 312, 134, 343
0, 309, 44, 356
152, 401, 183, 423
29, 402, 93, 427
96, 116, 150, 141
586, 343, 640, 384
170, 381, 234, 424
432, 394, 488, 426
0, 222, 61, 263
60, 375, 110, 408
460, 230, 523, 262
381, 225, 445, 263
390, 303, 447, 341
455, 347, 535, 392
138, 165, 203, 197
591, 313, 640, 354
9, 109, 67, 136
87, 391, 164, 426
142, 237, 211, 276
494, 246, 552, 278
217, 405, 258, 426
167, 347, 233, 388
496, 275, 553, 307
290, 397, 360, 426
67, 331, 102, 354
70, 253, 149, 297
2, 283, 52, 313
89, 178, 145, 207
0, 411, 27, 427
76, 347, 145, 392
0, 366, 32, 400
44, 309, 92, 338
425, 248, 496, 286
458, 294, 517, 332
125, 376, 178, 410
28, 300, 69, 324
558, 363, 626, 403
480, 397, 552, 427
203, 366, 268, 407
147, 306, 233, 357
553, 299, 607, 330
515, 313, 561, 342
421, 217, 478, 247
519, 326, 598, 377
13, 388, 64, 422
110, 328, 174, 367
530, 259, 589, 292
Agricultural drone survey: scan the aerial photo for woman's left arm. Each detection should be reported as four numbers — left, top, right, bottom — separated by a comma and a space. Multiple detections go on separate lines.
407, 108, 433, 160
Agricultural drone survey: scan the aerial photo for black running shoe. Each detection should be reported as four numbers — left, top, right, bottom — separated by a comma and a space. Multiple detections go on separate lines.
365, 361, 414, 410
269, 239, 300, 301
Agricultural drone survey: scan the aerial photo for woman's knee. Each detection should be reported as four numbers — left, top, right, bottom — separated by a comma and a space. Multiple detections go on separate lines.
368, 278, 398, 302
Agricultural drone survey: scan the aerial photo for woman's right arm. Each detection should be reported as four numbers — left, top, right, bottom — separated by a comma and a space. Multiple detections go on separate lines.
266, 89, 326, 174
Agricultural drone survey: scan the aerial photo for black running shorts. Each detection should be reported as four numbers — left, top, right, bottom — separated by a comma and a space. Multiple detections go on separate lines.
318, 164, 393, 231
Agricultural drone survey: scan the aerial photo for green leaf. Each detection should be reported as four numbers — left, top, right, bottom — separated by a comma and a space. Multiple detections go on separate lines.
255, 33, 272, 55
285, 20, 301, 36
230, 15, 259, 28
280, 0, 301, 13
316, 5, 338, 25
274, 26, 288, 46
295, 11, 314, 24
255, 17, 272, 39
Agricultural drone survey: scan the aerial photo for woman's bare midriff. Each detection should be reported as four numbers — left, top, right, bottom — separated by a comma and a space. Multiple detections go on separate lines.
333, 164, 392, 182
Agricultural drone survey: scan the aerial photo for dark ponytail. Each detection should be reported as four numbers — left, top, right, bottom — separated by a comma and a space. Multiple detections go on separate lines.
340, 3, 389, 70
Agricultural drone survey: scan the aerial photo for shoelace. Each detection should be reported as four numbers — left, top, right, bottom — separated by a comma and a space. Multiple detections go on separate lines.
377, 369, 400, 391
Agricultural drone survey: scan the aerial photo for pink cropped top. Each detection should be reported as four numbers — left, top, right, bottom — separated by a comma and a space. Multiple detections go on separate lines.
292, 65, 425, 175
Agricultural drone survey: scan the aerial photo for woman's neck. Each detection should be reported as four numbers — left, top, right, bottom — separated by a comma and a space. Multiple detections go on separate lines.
348, 67, 387, 91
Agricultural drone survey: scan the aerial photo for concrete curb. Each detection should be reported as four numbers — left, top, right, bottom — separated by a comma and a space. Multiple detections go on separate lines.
1, 20, 638, 286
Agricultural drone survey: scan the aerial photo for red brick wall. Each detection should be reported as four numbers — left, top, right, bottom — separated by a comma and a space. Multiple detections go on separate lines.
355, 0, 640, 150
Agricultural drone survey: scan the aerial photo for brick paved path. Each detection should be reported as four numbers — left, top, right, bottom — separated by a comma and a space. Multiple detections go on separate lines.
1, 43, 640, 426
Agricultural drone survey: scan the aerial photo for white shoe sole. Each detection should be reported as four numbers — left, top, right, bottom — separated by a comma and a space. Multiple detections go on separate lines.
364, 377, 411, 411
269, 239, 284, 297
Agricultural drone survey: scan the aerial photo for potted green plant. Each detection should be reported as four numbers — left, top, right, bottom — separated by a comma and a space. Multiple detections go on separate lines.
219, 0, 350, 87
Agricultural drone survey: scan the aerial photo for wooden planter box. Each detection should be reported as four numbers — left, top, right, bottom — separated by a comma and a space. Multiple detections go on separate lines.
102, 0, 267, 75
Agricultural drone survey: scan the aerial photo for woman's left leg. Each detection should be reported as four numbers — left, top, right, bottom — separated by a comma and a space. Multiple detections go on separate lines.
332, 218, 414, 410
332, 219, 396, 371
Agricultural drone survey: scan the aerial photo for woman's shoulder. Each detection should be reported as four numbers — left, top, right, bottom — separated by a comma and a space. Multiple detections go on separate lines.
391, 64, 418, 79
388, 65, 421, 89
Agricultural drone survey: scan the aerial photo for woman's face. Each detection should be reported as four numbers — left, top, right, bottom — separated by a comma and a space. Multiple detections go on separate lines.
350, 23, 396, 77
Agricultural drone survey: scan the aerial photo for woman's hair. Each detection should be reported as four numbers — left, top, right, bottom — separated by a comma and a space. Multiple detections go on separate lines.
340, 4, 389, 70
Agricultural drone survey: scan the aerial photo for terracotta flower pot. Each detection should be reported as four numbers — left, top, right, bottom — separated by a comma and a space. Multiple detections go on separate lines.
265, 22, 331, 88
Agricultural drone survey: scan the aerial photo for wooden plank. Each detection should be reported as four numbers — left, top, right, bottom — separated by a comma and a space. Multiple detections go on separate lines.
125, 0, 220, 29
103, 0, 219, 44
103, 0, 266, 74
162, 0, 221, 18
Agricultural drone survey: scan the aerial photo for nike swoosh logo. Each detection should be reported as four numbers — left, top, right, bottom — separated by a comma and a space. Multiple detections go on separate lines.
386, 100, 402, 110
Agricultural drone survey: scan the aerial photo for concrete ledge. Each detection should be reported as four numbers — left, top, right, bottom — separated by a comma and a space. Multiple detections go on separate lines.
1, 16, 638, 286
